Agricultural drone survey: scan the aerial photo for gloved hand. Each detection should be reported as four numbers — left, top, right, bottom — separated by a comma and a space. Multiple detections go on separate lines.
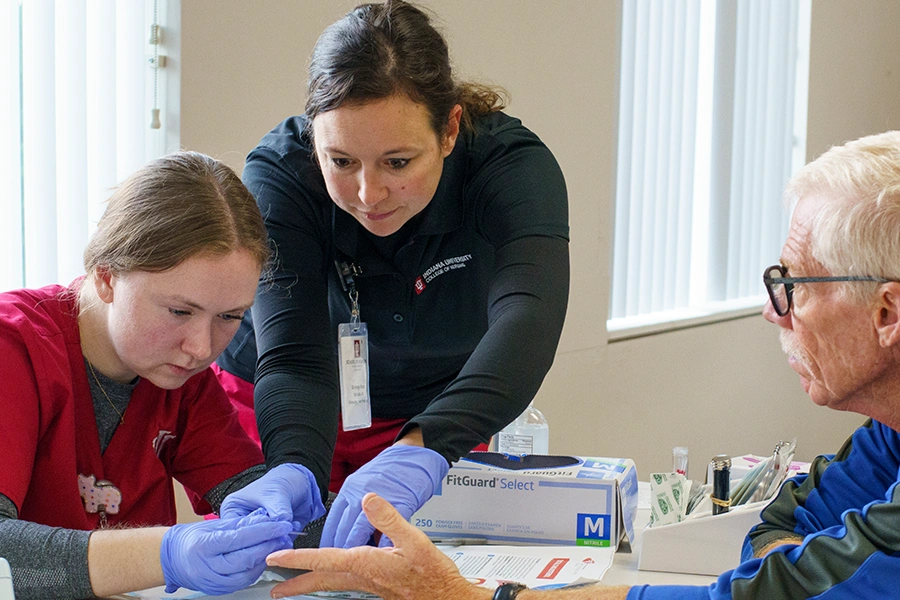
220, 463, 325, 531
160, 508, 292, 595
321, 445, 449, 548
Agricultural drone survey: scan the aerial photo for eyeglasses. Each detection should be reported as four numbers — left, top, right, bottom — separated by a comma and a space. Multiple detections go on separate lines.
763, 264, 894, 317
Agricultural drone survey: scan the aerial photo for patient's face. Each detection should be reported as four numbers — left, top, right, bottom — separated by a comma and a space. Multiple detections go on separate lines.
763, 195, 883, 414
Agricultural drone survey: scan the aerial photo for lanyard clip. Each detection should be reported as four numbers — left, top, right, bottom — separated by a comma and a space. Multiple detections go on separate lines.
335, 259, 363, 329
334, 259, 363, 293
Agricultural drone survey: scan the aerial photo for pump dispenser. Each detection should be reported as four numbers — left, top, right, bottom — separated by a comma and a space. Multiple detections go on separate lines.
497, 402, 549, 455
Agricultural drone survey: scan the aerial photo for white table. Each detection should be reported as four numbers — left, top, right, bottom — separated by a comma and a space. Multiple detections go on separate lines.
602, 507, 717, 588
127, 480, 726, 599
123, 505, 717, 599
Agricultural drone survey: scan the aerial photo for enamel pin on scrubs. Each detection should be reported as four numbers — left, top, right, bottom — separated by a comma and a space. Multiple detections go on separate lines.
335, 259, 372, 431
78, 474, 122, 527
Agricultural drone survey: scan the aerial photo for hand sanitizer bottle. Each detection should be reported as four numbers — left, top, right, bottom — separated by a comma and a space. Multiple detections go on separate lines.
497, 402, 549, 455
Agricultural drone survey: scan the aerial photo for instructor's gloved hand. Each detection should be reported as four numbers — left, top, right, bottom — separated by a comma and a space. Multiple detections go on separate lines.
160, 509, 292, 595
220, 463, 325, 531
321, 445, 449, 548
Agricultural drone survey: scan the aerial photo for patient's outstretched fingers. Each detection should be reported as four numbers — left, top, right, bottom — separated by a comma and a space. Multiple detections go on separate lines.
267, 547, 362, 573
360, 493, 429, 548
270, 571, 363, 598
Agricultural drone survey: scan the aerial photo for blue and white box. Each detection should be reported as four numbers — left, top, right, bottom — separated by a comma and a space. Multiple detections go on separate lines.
412, 453, 638, 550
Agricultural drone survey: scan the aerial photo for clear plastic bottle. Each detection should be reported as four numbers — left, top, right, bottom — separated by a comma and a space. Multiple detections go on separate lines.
497, 402, 549, 455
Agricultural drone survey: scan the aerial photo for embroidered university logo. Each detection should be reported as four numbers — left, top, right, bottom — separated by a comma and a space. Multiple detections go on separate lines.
415, 254, 472, 294
152, 429, 177, 458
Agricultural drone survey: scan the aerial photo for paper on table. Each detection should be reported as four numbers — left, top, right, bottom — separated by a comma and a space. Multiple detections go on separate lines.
440, 544, 616, 590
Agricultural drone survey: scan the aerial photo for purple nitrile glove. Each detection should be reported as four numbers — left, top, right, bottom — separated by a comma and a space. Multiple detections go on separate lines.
321, 445, 449, 548
220, 463, 325, 531
160, 508, 292, 595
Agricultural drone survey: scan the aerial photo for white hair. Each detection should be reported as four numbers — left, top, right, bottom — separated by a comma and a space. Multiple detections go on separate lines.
784, 130, 900, 303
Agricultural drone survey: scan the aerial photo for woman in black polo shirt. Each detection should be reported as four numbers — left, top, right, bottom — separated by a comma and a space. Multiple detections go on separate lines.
215, 0, 569, 549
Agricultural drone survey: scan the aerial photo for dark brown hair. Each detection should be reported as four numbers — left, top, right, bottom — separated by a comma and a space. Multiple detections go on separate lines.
305, 0, 506, 139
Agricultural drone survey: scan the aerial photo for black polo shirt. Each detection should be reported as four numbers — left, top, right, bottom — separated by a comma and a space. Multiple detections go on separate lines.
217, 111, 569, 494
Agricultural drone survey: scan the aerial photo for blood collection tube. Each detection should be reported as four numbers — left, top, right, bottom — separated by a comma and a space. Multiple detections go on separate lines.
672, 446, 688, 477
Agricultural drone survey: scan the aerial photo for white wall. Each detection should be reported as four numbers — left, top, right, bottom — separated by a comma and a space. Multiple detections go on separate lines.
177, 0, 900, 481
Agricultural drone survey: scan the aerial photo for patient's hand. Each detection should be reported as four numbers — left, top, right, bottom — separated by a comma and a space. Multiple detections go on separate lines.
266, 493, 491, 600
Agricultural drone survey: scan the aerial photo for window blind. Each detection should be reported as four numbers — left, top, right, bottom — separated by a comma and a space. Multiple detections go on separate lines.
610, 0, 810, 328
0, 0, 167, 292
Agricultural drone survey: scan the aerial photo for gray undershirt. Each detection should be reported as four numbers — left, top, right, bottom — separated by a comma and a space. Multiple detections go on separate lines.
0, 363, 266, 599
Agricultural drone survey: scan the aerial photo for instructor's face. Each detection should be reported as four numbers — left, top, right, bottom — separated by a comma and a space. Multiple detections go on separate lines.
312, 93, 461, 237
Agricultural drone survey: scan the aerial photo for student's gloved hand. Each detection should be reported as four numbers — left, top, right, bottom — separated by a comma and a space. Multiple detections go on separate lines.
321, 445, 449, 548
220, 463, 325, 531
160, 509, 292, 595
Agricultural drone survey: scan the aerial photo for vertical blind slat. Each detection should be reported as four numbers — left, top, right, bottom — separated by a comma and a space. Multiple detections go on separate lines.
86, 1, 119, 246
117, 1, 146, 180
688, 0, 716, 307
612, 0, 638, 319
665, 1, 686, 310
652, 0, 675, 312
663, 3, 682, 310
738, 0, 760, 298
22, 0, 58, 288
726, 0, 748, 300
55, 0, 89, 284
626, 0, 651, 317
638, 0, 662, 316
676, 0, 701, 308
746, 1, 762, 296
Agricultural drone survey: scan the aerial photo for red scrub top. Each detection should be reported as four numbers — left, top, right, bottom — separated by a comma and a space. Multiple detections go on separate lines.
0, 284, 264, 529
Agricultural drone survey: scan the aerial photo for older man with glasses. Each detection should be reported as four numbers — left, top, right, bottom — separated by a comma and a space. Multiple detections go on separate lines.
261, 130, 900, 600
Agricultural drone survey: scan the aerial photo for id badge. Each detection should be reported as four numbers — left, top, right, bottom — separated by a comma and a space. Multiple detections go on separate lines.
338, 322, 372, 431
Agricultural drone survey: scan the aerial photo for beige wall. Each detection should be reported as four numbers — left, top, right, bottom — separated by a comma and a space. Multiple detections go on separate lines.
176, 0, 900, 505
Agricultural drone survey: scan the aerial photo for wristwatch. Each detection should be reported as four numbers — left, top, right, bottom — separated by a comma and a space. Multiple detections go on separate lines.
493, 582, 528, 600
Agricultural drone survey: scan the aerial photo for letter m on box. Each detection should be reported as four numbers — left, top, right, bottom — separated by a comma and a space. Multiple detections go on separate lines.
576, 513, 611, 547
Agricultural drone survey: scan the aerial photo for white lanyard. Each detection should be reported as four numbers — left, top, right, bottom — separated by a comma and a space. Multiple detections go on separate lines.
335, 260, 371, 431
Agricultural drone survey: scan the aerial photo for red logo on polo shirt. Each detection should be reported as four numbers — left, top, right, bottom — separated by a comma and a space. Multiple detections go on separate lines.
414, 277, 426, 295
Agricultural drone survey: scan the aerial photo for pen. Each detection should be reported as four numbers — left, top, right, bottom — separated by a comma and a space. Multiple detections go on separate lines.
711, 455, 731, 516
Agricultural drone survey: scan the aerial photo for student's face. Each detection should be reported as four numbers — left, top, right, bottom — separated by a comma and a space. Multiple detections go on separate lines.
97, 250, 260, 389
763, 195, 883, 412
312, 94, 461, 237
